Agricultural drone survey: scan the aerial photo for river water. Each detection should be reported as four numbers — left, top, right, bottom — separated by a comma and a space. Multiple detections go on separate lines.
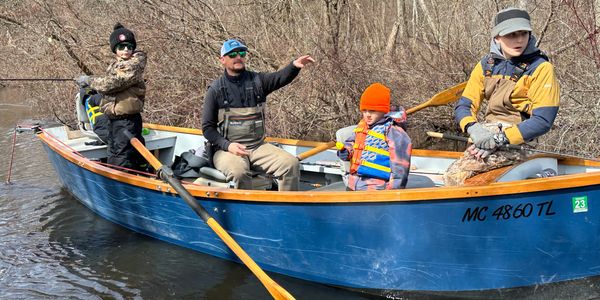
0, 88, 374, 300
1, 87, 600, 300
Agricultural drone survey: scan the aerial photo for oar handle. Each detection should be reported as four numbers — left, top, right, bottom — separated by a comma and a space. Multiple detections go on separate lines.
125, 131, 295, 300
296, 141, 335, 161
426, 131, 522, 150
129, 136, 163, 170
428, 131, 600, 162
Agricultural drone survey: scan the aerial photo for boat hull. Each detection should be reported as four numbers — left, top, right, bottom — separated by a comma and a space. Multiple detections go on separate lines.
41, 140, 600, 293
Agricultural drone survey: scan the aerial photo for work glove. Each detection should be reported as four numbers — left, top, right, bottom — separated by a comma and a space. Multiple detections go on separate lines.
75, 75, 91, 87
467, 132, 510, 159
467, 123, 496, 149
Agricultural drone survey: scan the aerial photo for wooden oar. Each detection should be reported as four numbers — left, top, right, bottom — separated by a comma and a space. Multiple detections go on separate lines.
427, 131, 600, 162
296, 141, 335, 161
125, 132, 294, 300
406, 81, 467, 115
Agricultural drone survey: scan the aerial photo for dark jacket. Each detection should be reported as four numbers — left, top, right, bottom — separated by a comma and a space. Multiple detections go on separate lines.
201, 62, 300, 151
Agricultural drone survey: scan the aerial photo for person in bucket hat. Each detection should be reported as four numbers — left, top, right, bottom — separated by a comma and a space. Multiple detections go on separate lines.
444, 8, 560, 186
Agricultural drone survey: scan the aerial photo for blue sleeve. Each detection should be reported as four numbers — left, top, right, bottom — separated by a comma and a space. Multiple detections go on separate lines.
516, 106, 559, 141
386, 126, 412, 189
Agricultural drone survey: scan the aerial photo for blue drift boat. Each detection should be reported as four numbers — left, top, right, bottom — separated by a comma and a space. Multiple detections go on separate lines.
37, 122, 600, 297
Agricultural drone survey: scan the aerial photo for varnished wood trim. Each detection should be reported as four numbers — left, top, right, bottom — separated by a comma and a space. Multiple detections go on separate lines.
412, 149, 462, 158
464, 166, 511, 186
144, 123, 203, 135
39, 129, 600, 204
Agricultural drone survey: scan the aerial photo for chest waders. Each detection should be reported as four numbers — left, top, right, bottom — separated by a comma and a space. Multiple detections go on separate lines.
216, 74, 266, 149
483, 55, 530, 129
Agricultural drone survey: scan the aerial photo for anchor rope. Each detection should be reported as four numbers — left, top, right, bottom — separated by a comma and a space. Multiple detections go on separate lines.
5, 126, 18, 184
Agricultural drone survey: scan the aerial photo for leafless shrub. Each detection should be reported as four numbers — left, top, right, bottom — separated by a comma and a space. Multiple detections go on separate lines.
1, 0, 599, 157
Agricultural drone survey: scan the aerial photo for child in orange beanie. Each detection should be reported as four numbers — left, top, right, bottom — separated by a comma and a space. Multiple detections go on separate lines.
337, 83, 412, 190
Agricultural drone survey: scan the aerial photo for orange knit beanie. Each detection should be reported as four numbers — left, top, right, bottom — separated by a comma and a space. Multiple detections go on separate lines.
359, 83, 390, 113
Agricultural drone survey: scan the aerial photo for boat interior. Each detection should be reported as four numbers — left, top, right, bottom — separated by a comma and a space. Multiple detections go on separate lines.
40, 94, 600, 192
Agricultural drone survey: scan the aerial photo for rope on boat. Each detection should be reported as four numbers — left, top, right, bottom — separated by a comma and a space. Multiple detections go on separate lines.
38, 127, 158, 178
5, 125, 18, 184
95, 161, 158, 178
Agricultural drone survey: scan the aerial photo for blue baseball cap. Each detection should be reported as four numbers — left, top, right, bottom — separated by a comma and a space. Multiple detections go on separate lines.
220, 39, 248, 57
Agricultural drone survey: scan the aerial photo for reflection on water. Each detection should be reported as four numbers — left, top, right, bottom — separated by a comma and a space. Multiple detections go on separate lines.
2, 87, 600, 299
0, 88, 31, 129
0, 142, 371, 300
0, 88, 373, 299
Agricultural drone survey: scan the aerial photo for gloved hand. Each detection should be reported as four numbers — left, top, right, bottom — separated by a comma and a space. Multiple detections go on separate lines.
336, 142, 350, 160
466, 131, 510, 159
75, 75, 91, 87
467, 123, 496, 149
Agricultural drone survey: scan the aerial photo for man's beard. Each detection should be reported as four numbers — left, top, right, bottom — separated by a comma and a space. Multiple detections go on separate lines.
230, 65, 246, 75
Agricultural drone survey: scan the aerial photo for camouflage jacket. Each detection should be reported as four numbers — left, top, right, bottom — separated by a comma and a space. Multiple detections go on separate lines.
90, 50, 147, 117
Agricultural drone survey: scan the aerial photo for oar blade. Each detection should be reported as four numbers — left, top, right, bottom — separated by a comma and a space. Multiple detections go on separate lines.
406, 81, 467, 115
207, 219, 295, 300
127, 133, 295, 299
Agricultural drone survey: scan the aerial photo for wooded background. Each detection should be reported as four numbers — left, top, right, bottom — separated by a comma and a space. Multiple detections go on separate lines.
1, 0, 599, 156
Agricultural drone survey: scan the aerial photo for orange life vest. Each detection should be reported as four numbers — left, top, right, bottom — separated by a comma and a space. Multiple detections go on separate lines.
349, 119, 392, 180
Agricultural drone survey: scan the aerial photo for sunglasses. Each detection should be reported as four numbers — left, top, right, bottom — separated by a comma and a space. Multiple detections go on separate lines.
226, 51, 247, 58
116, 43, 134, 51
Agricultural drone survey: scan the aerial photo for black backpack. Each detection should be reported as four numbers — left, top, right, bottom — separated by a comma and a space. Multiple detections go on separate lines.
171, 142, 213, 179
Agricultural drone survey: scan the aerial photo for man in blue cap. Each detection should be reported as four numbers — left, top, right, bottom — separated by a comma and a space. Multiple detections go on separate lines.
201, 39, 315, 191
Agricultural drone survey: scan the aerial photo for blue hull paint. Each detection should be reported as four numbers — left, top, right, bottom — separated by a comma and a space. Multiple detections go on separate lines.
42, 144, 600, 292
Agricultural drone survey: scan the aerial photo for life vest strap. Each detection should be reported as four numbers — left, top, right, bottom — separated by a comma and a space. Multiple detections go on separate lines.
363, 145, 389, 156
361, 160, 391, 173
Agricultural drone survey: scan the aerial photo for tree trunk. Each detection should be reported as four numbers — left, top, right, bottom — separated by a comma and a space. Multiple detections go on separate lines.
384, 0, 404, 60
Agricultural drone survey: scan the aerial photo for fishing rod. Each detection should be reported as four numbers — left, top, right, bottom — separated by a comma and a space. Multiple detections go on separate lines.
0, 78, 74, 82
427, 131, 600, 162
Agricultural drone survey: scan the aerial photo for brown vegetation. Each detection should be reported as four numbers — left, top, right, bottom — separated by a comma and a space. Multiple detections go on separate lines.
1, 0, 599, 157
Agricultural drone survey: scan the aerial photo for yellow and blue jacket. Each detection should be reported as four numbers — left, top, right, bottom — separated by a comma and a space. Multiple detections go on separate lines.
455, 36, 560, 144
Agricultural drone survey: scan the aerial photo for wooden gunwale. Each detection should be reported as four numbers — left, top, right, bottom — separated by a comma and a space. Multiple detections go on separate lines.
39, 125, 600, 203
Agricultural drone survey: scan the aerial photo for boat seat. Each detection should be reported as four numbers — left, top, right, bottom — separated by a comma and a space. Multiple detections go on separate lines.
75, 92, 102, 141
335, 125, 357, 186
192, 167, 273, 190
405, 174, 436, 188
495, 156, 558, 182
312, 173, 435, 191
